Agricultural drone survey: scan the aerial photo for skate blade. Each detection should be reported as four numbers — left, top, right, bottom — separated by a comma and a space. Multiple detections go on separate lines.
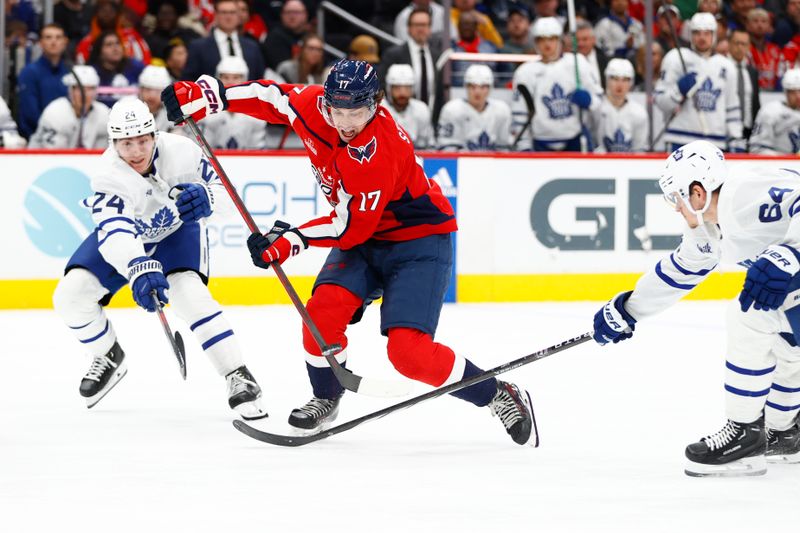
684, 455, 767, 477
233, 398, 269, 421
288, 411, 340, 437
84, 364, 128, 409
766, 450, 800, 464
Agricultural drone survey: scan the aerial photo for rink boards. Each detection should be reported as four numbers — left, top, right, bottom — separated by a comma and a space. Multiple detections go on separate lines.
3, 150, 796, 309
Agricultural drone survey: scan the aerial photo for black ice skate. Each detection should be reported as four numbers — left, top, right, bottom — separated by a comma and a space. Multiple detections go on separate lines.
488, 381, 539, 446
288, 392, 344, 433
685, 417, 767, 477
226, 366, 268, 421
80, 342, 127, 408
766, 419, 800, 464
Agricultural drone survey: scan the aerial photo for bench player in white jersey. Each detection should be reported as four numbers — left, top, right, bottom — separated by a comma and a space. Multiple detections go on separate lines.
197, 57, 268, 150
51, 98, 267, 420
437, 64, 511, 151
383, 64, 433, 149
654, 13, 745, 152
593, 141, 800, 476
29, 66, 110, 149
749, 69, 800, 155
590, 58, 647, 152
512, 17, 602, 152
138, 65, 173, 133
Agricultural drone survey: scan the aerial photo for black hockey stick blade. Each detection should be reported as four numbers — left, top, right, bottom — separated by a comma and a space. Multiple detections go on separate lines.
512, 84, 535, 149
152, 290, 187, 380
233, 332, 593, 447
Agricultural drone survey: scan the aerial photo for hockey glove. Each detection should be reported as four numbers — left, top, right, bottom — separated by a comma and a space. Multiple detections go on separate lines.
161, 75, 226, 125
739, 245, 800, 312
246, 221, 308, 270
677, 72, 697, 97
570, 89, 592, 110
127, 257, 169, 312
173, 183, 214, 222
593, 291, 637, 346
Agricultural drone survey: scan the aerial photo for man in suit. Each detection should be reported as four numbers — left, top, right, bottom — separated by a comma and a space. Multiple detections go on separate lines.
183, 0, 265, 81
728, 28, 760, 141
569, 20, 610, 89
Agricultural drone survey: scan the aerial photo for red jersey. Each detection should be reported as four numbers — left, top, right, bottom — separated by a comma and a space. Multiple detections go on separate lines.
223, 82, 457, 250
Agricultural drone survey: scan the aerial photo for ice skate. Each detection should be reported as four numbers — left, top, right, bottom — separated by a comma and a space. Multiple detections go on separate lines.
488, 381, 538, 446
80, 342, 127, 408
288, 392, 343, 434
766, 419, 800, 464
685, 417, 767, 477
226, 366, 268, 420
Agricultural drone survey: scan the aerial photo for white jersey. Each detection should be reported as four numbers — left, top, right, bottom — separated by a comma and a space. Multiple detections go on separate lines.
0, 96, 25, 148
626, 166, 800, 321
436, 97, 512, 151
199, 111, 268, 150
589, 96, 648, 153
512, 54, 603, 147
85, 132, 233, 277
654, 49, 743, 149
749, 101, 800, 155
384, 99, 433, 149
593, 15, 645, 59
29, 97, 110, 149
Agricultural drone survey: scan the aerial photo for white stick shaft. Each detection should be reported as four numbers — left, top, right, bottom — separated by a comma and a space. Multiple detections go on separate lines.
566, 0, 577, 33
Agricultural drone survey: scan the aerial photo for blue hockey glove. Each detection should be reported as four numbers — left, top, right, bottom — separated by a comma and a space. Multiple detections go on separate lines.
593, 291, 637, 346
247, 220, 307, 270
570, 89, 592, 110
173, 182, 214, 222
739, 245, 800, 312
127, 257, 169, 312
677, 72, 697, 97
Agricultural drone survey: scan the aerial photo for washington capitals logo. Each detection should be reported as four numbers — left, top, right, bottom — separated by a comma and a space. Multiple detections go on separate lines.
543, 84, 573, 119
693, 77, 721, 112
789, 130, 800, 153
466, 131, 494, 151
347, 136, 378, 164
603, 128, 632, 152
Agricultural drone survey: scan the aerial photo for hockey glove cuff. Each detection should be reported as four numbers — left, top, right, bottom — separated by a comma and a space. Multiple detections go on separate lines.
173, 182, 214, 222
593, 291, 637, 346
739, 245, 800, 312
161, 75, 226, 125
127, 257, 169, 312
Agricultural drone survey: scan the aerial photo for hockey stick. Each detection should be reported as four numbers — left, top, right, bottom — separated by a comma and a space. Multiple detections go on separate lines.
512, 84, 535, 149
151, 290, 187, 380
182, 116, 412, 398
69, 66, 87, 148
233, 331, 593, 446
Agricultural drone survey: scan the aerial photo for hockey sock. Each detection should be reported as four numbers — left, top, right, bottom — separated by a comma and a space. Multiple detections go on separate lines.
448, 360, 497, 407
53, 269, 117, 357
304, 350, 347, 399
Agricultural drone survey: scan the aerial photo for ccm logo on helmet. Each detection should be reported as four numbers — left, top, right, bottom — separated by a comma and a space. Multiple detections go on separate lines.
198, 79, 220, 113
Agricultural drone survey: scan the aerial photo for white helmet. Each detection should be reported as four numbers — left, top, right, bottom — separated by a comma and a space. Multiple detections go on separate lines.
216, 56, 249, 77
62, 65, 100, 88
138, 65, 171, 90
532, 17, 563, 39
784, 68, 800, 91
464, 64, 493, 86
659, 140, 726, 221
604, 58, 634, 80
690, 12, 717, 32
107, 97, 156, 139
385, 64, 415, 87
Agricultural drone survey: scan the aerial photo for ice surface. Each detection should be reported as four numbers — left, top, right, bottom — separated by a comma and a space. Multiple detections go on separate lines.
2, 301, 799, 532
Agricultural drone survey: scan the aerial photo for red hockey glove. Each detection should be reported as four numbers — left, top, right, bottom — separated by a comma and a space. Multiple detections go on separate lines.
161, 75, 226, 125
247, 221, 308, 270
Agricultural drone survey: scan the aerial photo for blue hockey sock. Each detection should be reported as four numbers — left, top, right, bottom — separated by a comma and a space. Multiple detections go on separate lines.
449, 360, 497, 407
306, 362, 345, 399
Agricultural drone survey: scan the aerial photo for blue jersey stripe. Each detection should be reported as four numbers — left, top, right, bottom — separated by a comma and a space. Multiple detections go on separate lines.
766, 400, 800, 411
669, 253, 713, 276
98, 228, 137, 247
201, 330, 234, 350
725, 384, 771, 397
772, 383, 800, 393
190, 311, 222, 331
79, 320, 110, 344
726, 361, 776, 376
655, 262, 696, 290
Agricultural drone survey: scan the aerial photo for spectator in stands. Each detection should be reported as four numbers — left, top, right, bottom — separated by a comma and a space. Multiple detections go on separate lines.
450, 0, 504, 50
500, 4, 533, 54
16, 24, 70, 139
198, 57, 268, 149
727, 28, 760, 140
451, 10, 499, 87
88, 31, 146, 108
164, 38, 188, 81
749, 68, 800, 153
633, 41, 663, 90
589, 58, 646, 152
238, 0, 268, 43
6, 0, 38, 36
76, 0, 152, 65
533, 0, 565, 27
29, 66, 110, 149
348, 35, 381, 67
746, 8, 782, 91
394, 0, 447, 45
774, 0, 800, 48
145, 0, 201, 60
0, 95, 27, 148
655, 5, 686, 53
54, 0, 92, 56
728, 0, 755, 31
380, 7, 442, 111
138, 65, 173, 131
261, 0, 309, 70
438, 64, 511, 151
277, 33, 327, 84
594, 0, 644, 60
565, 20, 610, 89
183, 0, 265, 80
383, 64, 433, 149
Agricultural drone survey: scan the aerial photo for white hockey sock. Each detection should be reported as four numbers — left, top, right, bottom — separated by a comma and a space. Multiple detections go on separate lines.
765, 340, 800, 430
53, 269, 117, 357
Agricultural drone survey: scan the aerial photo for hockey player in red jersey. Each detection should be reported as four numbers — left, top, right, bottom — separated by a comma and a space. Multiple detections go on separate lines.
162, 59, 537, 445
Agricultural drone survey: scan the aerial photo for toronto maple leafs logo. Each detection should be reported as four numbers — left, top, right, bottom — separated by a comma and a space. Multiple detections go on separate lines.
542, 84, 573, 119
135, 207, 177, 239
466, 131, 495, 151
789, 130, 800, 153
347, 136, 378, 164
693, 77, 721, 112
603, 128, 633, 152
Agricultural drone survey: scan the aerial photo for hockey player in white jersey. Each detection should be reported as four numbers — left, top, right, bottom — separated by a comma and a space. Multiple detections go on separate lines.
198, 57, 267, 150
593, 141, 800, 476
383, 64, 433, 149
138, 65, 173, 133
654, 13, 744, 152
590, 58, 647, 152
29, 66, 110, 149
437, 64, 511, 151
512, 17, 603, 151
749, 69, 800, 155
51, 98, 267, 420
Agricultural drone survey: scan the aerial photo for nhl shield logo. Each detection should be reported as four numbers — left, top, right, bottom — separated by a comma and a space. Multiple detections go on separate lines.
347, 136, 378, 164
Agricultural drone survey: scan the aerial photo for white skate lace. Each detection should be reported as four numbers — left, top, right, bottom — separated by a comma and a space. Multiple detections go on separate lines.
297, 397, 336, 418
84, 355, 117, 383
703, 420, 740, 451
489, 386, 523, 429
228, 370, 255, 396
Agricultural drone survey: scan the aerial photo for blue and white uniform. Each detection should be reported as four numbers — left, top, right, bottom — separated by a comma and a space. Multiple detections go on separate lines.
436, 97, 511, 151
749, 101, 800, 155
590, 96, 647, 152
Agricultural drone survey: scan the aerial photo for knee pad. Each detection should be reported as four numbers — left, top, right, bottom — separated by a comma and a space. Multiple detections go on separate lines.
53, 268, 108, 324
167, 270, 221, 324
302, 284, 362, 356
386, 327, 455, 386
